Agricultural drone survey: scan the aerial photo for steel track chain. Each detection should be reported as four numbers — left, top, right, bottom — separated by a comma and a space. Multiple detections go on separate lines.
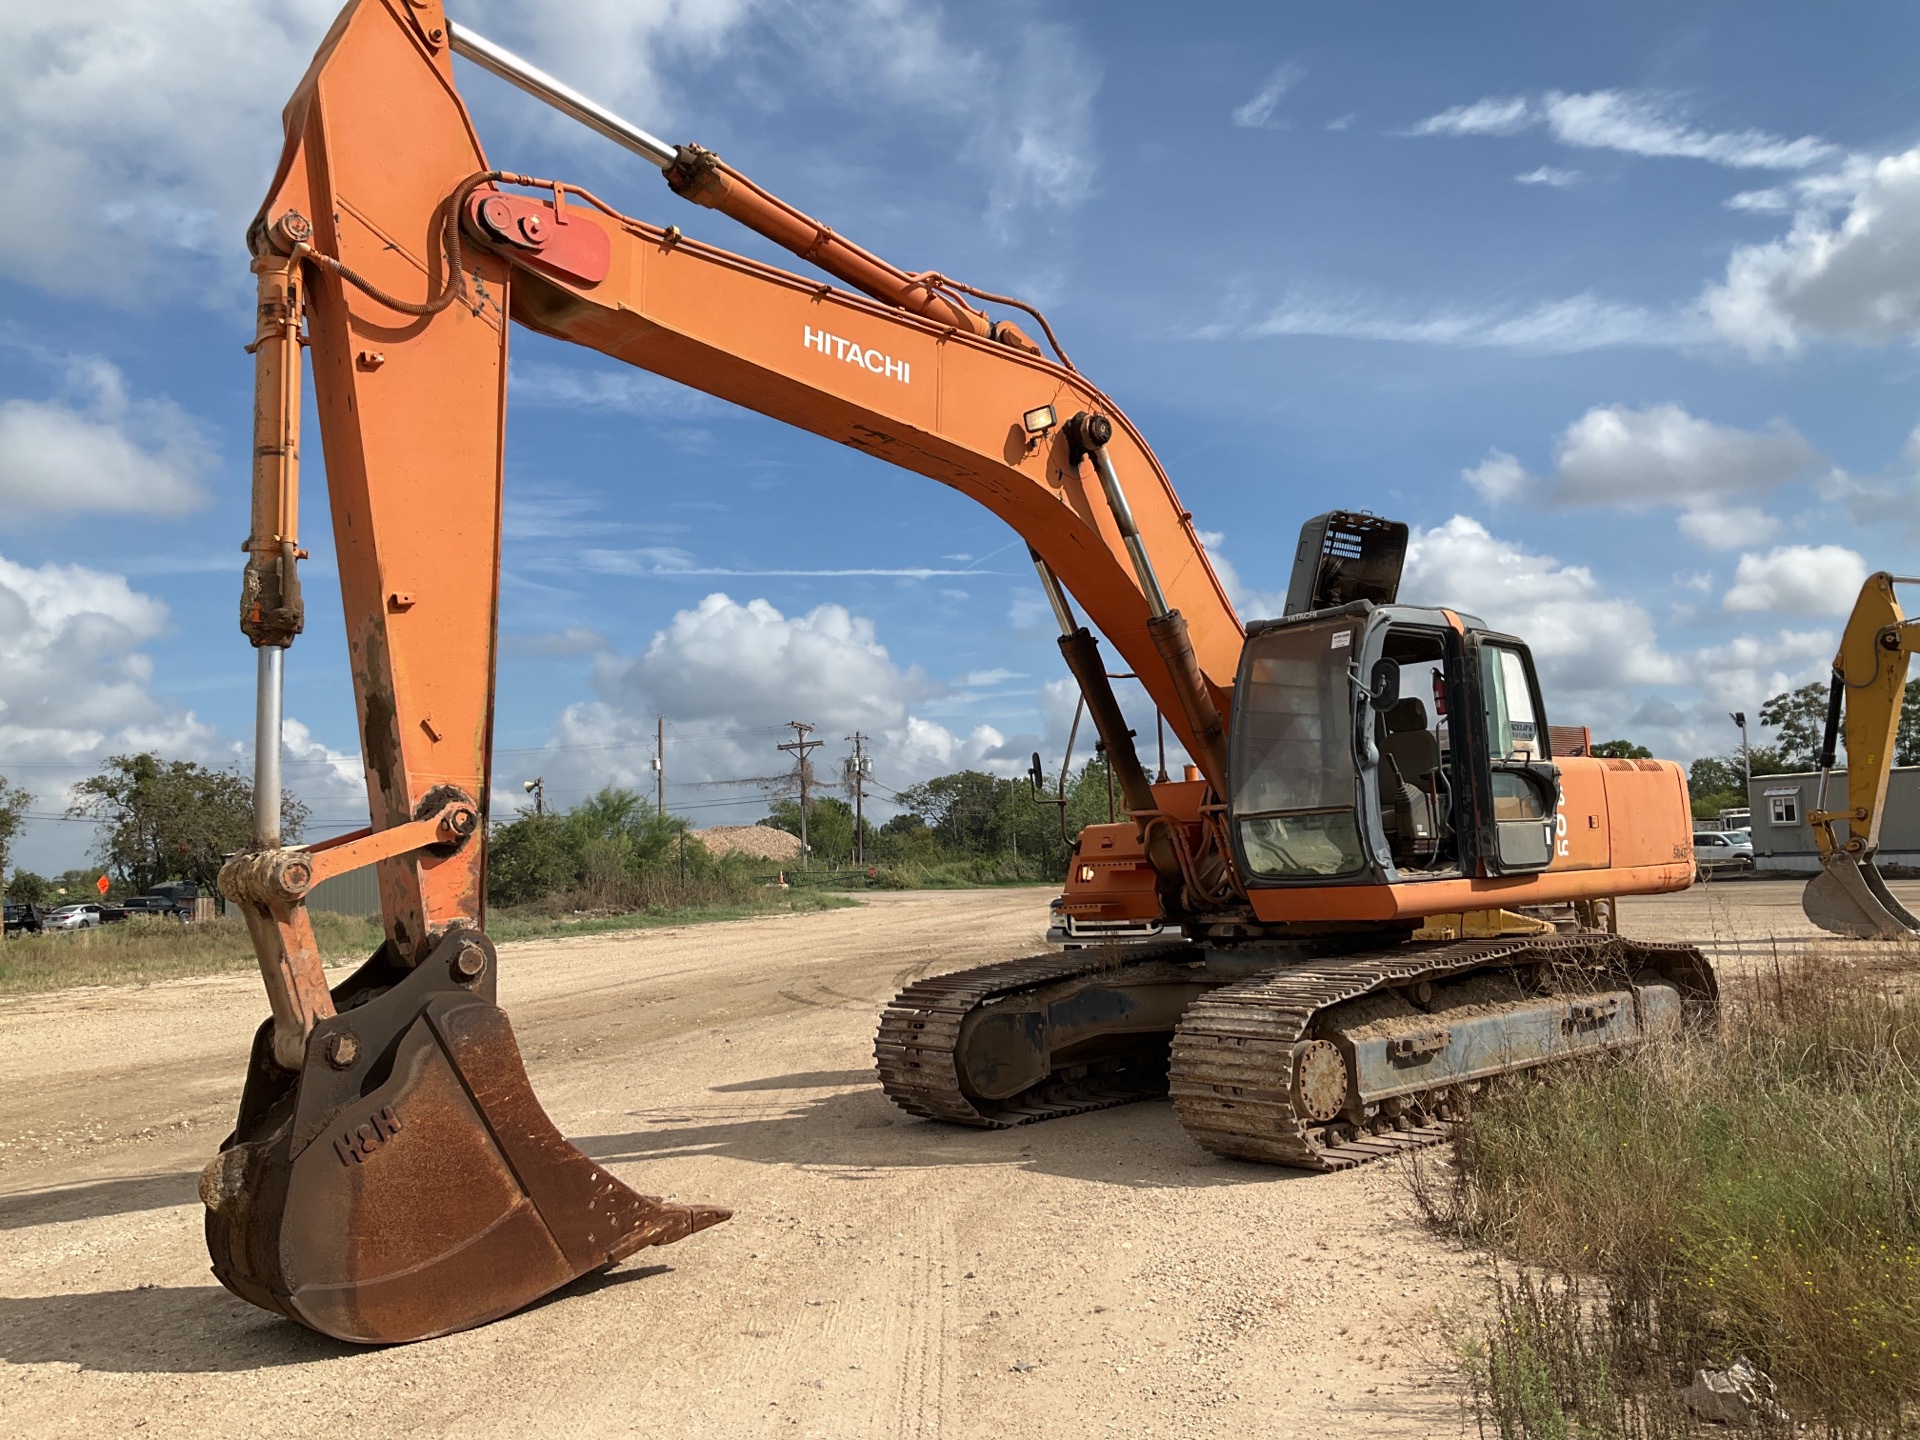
874, 944, 1192, 1128
1169, 934, 1715, 1171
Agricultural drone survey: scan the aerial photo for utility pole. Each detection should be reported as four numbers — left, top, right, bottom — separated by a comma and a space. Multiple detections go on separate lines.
1009, 778, 1019, 874
778, 720, 823, 868
523, 776, 545, 817
653, 713, 665, 818
847, 732, 870, 865
1731, 711, 1751, 790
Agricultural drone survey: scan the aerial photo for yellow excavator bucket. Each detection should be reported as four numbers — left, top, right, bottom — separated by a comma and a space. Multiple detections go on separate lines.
1803, 853, 1920, 940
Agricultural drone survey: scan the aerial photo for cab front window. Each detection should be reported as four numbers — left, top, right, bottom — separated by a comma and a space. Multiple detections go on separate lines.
1231, 621, 1365, 879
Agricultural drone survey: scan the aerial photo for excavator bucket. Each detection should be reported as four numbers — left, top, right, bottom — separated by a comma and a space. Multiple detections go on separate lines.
199, 930, 727, 1343
1804, 853, 1920, 940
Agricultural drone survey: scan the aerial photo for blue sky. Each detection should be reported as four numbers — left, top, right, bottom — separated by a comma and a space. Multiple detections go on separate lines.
3, 0, 1917, 873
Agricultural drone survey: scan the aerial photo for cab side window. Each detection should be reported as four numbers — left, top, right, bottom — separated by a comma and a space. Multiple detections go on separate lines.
1479, 643, 1549, 821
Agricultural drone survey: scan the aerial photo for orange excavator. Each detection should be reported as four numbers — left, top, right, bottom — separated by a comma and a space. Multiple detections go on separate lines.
208, 0, 1715, 1344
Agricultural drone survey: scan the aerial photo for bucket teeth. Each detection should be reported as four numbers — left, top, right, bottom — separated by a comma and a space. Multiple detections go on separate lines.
202, 931, 728, 1344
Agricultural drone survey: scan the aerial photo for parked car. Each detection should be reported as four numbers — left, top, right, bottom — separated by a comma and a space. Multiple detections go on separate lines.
120, 894, 194, 921
1691, 829, 1755, 879
3, 902, 44, 936
44, 903, 118, 930
125, 882, 202, 921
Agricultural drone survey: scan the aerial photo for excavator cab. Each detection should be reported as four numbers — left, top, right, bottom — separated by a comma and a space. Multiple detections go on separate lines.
1229, 511, 1561, 894
1229, 606, 1561, 891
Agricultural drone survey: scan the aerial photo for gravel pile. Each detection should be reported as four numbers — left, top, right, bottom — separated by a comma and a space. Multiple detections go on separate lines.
691, 824, 804, 863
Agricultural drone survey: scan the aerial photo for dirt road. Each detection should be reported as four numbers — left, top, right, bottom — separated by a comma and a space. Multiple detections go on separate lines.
1, 881, 1899, 1438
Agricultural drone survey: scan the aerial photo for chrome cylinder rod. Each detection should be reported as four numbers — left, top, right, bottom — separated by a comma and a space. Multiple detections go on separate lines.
254, 647, 284, 849
1088, 444, 1171, 619
448, 23, 677, 169
1029, 548, 1079, 636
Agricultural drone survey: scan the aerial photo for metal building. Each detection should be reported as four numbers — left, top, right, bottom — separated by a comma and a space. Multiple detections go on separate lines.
302, 866, 381, 917
1745, 766, 1920, 873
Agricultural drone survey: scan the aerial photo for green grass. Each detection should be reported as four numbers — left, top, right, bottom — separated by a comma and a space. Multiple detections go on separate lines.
0, 891, 858, 995
0, 912, 386, 994
1420, 947, 1920, 1435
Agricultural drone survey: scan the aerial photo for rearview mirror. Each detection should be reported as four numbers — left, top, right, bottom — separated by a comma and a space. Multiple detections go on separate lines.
1367, 659, 1399, 709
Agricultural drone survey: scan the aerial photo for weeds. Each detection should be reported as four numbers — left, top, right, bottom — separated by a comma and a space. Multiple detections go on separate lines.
1423, 950, 1920, 1435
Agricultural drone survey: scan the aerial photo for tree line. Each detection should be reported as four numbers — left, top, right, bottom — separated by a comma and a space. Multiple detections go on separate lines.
1678, 679, 1920, 820
6, 684, 1916, 905
1, 754, 306, 904
484, 755, 1131, 902
754, 755, 1127, 879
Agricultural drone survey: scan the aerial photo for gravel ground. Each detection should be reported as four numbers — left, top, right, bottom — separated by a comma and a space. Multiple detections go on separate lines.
1, 879, 1907, 1439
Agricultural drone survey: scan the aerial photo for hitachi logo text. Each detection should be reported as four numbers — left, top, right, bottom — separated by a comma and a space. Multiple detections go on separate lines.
803, 326, 910, 384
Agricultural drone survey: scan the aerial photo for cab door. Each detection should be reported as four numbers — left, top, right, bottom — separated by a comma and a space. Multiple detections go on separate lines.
1463, 632, 1560, 874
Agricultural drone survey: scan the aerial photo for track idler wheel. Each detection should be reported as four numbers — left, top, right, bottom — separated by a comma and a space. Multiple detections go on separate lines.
199, 928, 728, 1343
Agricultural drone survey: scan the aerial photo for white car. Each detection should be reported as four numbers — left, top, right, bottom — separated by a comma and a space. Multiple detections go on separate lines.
44, 903, 110, 930
1691, 830, 1754, 878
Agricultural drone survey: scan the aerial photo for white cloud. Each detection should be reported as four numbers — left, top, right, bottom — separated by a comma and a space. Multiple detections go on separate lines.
1408, 96, 1534, 139
1232, 63, 1304, 130
0, 550, 374, 869
1543, 92, 1836, 169
1726, 187, 1794, 215
608, 593, 930, 727
1687, 628, 1836, 710
1675, 505, 1779, 549
1325, 114, 1354, 133
1516, 165, 1580, 188
1471, 403, 1825, 550
0, 0, 1096, 298
0, 356, 212, 516
508, 591, 1015, 818
660, 0, 1099, 232
1815, 424, 1920, 537
0, 554, 169, 739
0, 1, 344, 298
1722, 545, 1868, 615
1705, 147, 1920, 356
1402, 517, 1680, 711
1241, 290, 1700, 353
1407, 90, 1837, 170
1462, 449, 1530, 502
279, 718, 370, 819
1551, 402, 1823, 505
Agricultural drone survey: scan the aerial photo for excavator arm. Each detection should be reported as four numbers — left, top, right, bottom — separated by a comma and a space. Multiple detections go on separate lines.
1803, 571, 1920, 938
209, 0, 1240, 1343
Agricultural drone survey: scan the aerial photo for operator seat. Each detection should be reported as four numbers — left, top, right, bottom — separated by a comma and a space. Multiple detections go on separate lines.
1379, 696, 1441, 865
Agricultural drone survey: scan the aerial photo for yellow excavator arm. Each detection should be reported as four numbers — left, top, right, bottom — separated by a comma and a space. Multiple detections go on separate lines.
1802, 571, 1920, 938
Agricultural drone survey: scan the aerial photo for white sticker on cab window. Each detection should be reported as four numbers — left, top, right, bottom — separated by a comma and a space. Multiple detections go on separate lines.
1331, 631, 1352, 649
